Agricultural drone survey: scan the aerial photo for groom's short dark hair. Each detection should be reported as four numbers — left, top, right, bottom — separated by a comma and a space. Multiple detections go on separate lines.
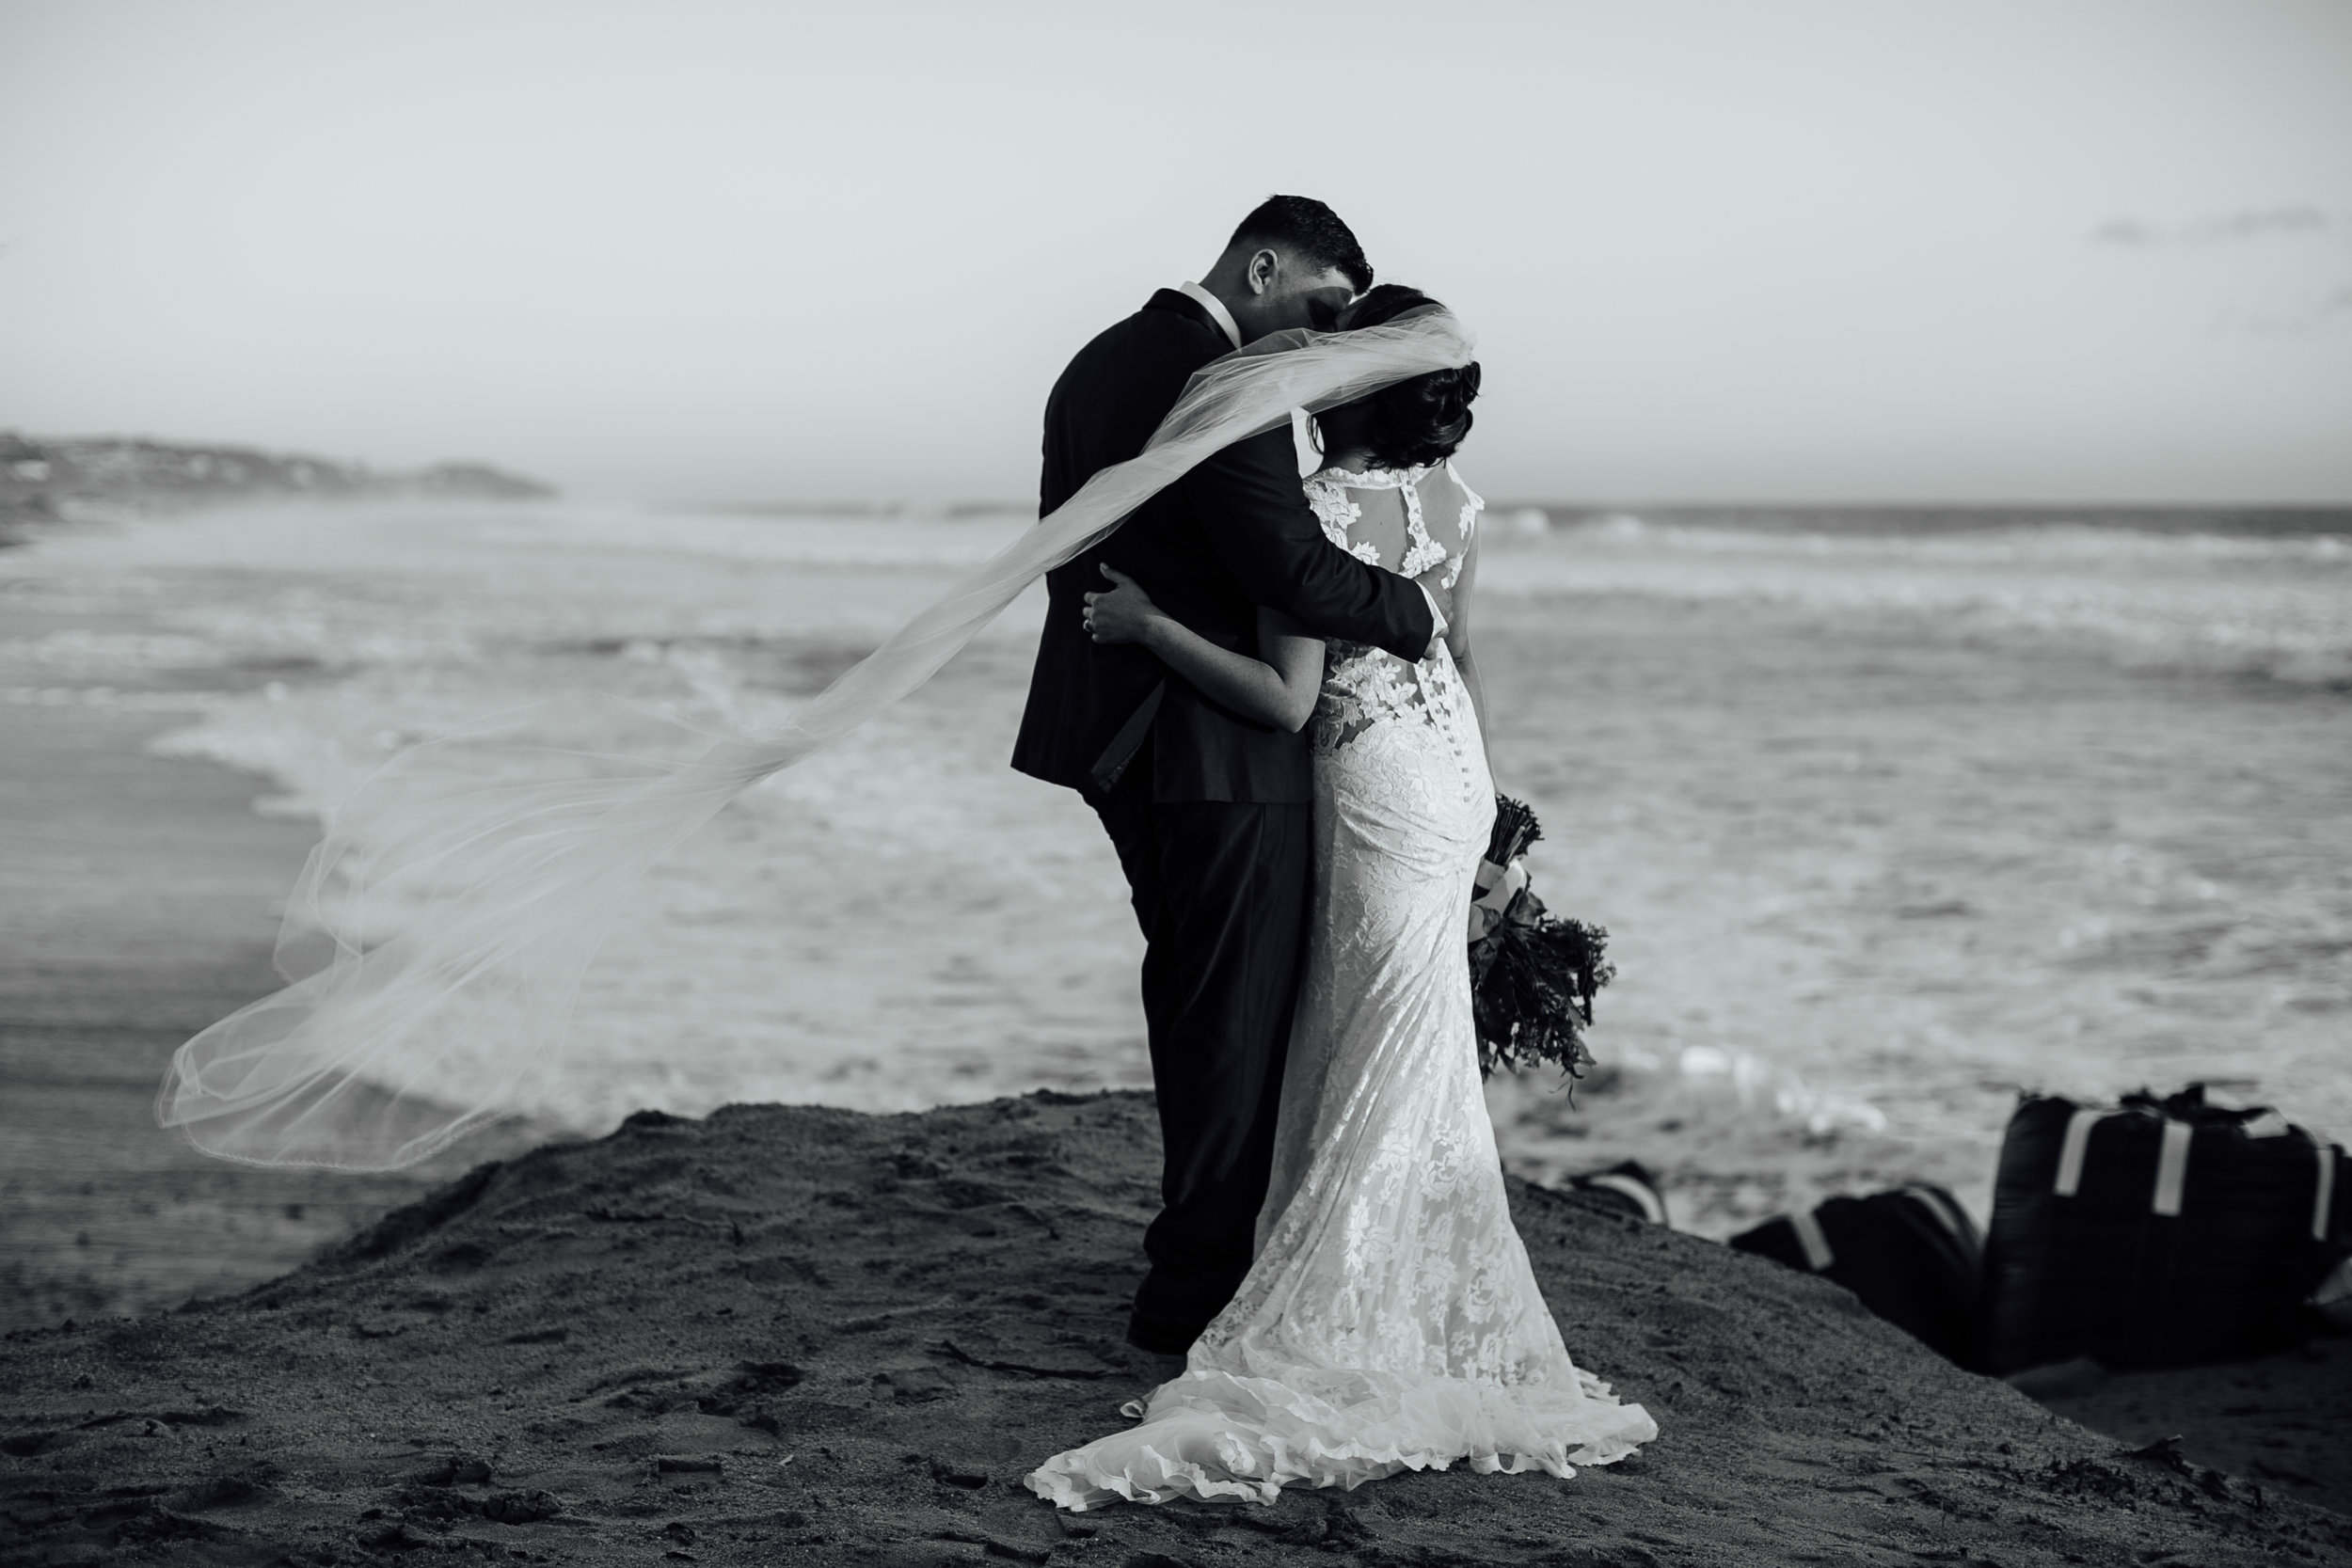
1229, 196, 1373, 294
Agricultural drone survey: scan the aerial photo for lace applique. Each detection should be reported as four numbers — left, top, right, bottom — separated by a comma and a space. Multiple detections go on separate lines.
1303, 478, 1362, 550
1397, 480, 1447, 579
1307, 464, 1476, 583
1307, 465, 1446, 578
1439, 461, 1485, 591
1322, 464, 1422, 489
1305, 467, 1487, 752
1313, 641, 1473, 760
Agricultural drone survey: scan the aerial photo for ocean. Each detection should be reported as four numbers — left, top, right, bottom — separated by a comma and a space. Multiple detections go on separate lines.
4, 496, 2345, 1239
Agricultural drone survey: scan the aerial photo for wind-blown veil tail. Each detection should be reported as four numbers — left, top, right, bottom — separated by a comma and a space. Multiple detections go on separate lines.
156, 309, 1477, 1169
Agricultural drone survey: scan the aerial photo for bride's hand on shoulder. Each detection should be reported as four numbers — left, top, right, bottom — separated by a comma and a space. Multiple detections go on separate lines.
1084, 564, 1168, 646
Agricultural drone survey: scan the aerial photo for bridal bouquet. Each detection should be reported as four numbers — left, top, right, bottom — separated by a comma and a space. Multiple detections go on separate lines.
1468, 795, 1613, 1082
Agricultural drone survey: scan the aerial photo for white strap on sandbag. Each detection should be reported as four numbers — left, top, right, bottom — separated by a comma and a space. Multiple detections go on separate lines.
2152, 1118, 2192, 1216
1583, 1172, 1667, 1227
1789, 1208, 1836, 1272
1901, 1183, 1969, 1242
2054, 1107, 2104, 1196
2317, 1142, 2338, 1243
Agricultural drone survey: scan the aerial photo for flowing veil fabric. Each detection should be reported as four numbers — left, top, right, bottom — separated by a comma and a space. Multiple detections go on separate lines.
155, 309, 1478, 1170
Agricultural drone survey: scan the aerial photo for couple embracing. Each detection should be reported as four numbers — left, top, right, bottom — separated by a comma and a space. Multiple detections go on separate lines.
1012, 197, 1656, 1509
149, 187, 1652, 1515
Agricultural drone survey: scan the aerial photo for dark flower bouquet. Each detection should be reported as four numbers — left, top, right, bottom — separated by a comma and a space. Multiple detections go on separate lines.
1468, 795, 1613, 1082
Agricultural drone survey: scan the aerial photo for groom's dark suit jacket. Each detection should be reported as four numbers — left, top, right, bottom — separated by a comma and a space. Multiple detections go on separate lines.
1010, 289, 1435, 803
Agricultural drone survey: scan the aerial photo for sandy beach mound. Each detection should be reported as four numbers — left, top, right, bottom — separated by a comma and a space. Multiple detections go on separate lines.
4, 1092, 2348, 1567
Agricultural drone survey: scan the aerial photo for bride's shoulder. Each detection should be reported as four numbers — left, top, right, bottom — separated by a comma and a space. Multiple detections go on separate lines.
1425, 460, 1485, 512
1417, 462, 1486, 541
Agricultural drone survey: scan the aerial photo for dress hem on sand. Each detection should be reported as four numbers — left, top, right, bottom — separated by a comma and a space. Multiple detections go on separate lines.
1025, 1363, 1659, 1511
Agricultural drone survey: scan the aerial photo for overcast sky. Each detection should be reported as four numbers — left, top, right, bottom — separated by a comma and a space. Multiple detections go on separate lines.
3, 1, 2347, 504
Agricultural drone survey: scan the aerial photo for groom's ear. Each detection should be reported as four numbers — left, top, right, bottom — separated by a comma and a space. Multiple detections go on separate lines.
1242, 246, 1281, 297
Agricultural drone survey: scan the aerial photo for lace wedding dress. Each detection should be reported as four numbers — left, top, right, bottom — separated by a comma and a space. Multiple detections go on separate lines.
1027, 462, 1657, 1510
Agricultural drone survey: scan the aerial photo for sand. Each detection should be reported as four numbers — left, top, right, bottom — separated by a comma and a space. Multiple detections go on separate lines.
2034, 1347, 2352, 1523
4, 1092, 2349, 1567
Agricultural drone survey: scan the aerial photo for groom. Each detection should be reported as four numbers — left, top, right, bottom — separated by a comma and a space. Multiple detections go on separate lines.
1012, 197, 1442, 1355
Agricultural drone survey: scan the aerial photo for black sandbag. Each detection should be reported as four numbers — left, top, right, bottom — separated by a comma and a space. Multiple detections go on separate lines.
1977, 1085, 2349, 1373
1565, 1161, 1668, 1226
1729, 1183, 1983, 1361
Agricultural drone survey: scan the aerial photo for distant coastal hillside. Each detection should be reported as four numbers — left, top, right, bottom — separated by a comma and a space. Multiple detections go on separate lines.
0, 431, 552, 541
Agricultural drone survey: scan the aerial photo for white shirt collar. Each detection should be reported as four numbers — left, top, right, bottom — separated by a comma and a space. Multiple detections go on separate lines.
1177, 280, 1244, 351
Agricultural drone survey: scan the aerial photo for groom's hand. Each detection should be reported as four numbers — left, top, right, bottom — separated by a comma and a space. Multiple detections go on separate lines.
1417, 580, 1451, 658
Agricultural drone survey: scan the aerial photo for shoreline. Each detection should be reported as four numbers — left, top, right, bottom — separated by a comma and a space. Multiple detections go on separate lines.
0, 591, 538, 1332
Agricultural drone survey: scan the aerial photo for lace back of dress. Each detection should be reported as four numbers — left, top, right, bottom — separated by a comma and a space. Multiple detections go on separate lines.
1418, 460, 1483, 591
1301, 462, 1486, 756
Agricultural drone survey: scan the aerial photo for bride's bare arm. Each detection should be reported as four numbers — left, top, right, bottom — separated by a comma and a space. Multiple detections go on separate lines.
1084, 566, 1325, 733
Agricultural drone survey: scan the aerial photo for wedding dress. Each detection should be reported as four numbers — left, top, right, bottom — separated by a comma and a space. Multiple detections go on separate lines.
1027, 462, 1657, 1510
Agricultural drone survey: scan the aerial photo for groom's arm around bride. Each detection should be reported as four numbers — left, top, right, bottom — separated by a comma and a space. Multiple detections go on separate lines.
1011, 196, 1434, 1356
1010, 196, 1434, 801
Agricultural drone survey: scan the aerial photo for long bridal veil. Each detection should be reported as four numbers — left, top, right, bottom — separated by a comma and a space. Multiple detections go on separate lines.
156, 309, 1478, 1170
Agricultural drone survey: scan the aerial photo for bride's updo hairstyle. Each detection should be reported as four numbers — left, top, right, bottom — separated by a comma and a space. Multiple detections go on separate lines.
1341, 284, 1481, 468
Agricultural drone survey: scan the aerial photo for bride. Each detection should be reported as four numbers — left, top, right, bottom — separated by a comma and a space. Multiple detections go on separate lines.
1029, 286, 1657, 1509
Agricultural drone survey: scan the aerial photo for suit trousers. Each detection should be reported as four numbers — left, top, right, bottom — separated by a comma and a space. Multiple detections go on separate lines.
1089, 743, 1313, 1354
